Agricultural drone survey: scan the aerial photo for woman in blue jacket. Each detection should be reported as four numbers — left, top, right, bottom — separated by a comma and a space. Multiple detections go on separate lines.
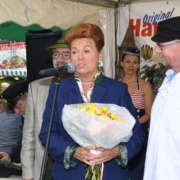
39, 23, 145, 180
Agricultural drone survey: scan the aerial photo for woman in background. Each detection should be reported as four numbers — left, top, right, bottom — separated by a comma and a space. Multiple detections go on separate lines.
119, 47, 154, 180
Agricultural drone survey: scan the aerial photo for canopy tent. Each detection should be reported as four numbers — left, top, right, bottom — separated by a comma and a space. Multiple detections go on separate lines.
0, 22, 69, 42
0, 0, 116, 78
0, 0, 105, 29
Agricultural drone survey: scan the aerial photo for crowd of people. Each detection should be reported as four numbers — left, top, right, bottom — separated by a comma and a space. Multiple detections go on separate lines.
0, 16, 180, 180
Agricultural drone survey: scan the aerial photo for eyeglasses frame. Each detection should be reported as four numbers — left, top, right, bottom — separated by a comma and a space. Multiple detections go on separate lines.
52, 51, 71, 60
156, 40, 180, 49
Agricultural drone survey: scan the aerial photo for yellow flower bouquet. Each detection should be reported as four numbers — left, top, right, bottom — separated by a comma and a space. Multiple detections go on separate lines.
62, 103, 136, 180
77, 103, 124, 122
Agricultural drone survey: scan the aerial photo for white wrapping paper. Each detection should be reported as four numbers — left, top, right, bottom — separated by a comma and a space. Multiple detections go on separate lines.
62, 103, 136, 149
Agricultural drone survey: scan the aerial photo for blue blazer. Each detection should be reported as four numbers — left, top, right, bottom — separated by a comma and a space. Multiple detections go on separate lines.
39, 75, 145, 180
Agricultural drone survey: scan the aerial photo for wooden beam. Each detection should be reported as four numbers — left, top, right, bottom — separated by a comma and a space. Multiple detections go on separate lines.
66, 0, 118, 8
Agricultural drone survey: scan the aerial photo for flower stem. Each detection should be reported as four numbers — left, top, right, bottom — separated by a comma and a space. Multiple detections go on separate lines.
84, 164, 102, 180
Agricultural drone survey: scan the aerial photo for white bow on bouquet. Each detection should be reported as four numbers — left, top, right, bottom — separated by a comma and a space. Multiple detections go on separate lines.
62, 103, 136, 180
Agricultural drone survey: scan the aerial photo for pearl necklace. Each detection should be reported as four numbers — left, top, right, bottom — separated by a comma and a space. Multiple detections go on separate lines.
81, 82, 92, 85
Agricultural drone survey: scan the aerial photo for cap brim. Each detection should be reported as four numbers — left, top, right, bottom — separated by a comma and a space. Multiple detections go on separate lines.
45, 44, 70, 52
151, 34, 176, 43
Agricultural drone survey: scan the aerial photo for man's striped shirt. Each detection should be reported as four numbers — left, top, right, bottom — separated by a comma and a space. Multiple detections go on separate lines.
0, 110, 22, 154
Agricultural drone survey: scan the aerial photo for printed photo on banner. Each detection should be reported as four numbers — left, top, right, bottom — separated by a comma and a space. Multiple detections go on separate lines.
0, 42, 26, 70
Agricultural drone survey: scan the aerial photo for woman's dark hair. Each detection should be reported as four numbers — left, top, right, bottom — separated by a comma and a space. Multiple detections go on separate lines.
65, 23, 104, 52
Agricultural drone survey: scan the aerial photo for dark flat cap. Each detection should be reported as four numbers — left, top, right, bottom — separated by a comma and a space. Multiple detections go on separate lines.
0, 81, 28, 109
151, 16, 180, 43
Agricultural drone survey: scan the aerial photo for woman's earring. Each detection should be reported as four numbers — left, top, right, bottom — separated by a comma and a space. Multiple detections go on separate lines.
98, 61, 104, 74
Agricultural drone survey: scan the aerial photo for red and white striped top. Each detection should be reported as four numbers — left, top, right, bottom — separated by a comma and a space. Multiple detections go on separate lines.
131, 90, 145, 109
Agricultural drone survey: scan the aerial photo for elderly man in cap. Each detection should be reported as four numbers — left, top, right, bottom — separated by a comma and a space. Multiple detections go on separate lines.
0, 81, 28, 177
0, 88, 23, 153
21, 34, 72, 180
1, 81, 29, 116
143, 16, 180, 180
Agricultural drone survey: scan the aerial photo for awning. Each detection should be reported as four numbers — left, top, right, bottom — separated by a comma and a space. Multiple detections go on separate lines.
0, 69, 27, 77
0, 0, 103, 30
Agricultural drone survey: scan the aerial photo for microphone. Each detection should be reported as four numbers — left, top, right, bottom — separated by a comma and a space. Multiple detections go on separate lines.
39, 63, 76, 77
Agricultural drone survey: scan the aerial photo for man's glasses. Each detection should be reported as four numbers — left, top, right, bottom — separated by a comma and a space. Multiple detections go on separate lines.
52, 51, 70, 60
156, 40, 180, 49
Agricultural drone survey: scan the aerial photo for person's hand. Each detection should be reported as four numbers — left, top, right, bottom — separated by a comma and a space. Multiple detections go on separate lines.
13, 162, 21, 167
74, 146, 96, 166
92, 146, 121, 164
0, 152, 11, 162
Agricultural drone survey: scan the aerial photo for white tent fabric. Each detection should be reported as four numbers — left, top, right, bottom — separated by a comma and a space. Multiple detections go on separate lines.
99, 8, 116, 78
0, 0, 116, 78
0, 0, 103, 29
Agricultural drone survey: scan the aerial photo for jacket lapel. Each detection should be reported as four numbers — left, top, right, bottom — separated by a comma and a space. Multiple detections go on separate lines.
91, 85, 106, 103
69, 85, 83, 103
